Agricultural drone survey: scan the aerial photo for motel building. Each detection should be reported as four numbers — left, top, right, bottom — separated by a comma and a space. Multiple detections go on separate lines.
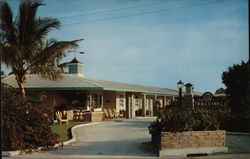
2, 58, 179, 122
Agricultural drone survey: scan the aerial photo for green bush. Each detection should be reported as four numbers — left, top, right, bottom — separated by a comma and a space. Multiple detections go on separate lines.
1, 84, 59, 151
220, 111, 250, 133
149, 107, 229, 135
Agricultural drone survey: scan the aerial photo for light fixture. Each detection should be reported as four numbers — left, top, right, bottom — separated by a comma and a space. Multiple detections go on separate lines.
177, 80, 184, 89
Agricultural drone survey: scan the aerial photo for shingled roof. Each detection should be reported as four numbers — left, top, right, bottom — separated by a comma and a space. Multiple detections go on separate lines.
2, 74, 179, 96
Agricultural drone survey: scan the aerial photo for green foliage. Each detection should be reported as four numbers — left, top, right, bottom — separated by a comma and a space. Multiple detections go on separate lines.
1, 84, 59, 150
222, 60, 249, 113
215, 87, 226, 94
149, 107, 229, 134
220, 111, 250, 133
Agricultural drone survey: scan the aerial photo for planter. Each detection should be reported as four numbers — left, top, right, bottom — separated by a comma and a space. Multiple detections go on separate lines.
158, 130, 228, 157
84, 112, 104, 122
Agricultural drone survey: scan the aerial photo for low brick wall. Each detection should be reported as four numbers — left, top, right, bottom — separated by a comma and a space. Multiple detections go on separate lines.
159, 130, 228, 157
161, 130, 226, 149
84, 112, 104, 122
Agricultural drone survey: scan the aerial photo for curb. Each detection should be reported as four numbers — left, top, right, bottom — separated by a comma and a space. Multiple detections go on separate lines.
226, 132, 250, 136
2, 122, 100, 157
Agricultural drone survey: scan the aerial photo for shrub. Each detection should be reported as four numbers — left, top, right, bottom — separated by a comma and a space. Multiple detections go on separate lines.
1, 84, 59, 151
149, 107, 229, 135
220, 111, 250, 133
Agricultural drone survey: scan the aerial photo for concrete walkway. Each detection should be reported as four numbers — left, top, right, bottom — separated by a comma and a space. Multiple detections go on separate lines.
5, 117, 158, 158
4, 117, 250, 159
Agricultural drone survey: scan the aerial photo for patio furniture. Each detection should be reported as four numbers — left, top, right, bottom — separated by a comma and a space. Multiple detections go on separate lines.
108, 108, 118, 119
73, 110, 85, 121
112, 108, 121, 118
103, 108, 110, 119
56, 111, 69, 125
119, 110, 125, 118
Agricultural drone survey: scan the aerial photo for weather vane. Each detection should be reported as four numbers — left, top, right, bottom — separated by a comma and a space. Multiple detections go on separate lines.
68, 50, 84, 58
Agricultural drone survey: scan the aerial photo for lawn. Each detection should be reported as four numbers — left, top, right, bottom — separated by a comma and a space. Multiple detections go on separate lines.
51, 122, 88, 142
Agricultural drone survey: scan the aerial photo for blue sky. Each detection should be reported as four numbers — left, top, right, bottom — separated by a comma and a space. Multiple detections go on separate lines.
2, 0, 249, 93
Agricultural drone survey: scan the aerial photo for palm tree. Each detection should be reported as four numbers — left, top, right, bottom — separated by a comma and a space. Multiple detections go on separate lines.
0, 0, 82, 96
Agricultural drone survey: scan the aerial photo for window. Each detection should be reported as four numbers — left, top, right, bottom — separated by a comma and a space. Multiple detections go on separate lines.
118, 94, 125, 107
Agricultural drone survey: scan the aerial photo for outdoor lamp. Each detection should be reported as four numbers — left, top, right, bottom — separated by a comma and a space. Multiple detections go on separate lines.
177, 80, 184, 89
177, 80, 184, 107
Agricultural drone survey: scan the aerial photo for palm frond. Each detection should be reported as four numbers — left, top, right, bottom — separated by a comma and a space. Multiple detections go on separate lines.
33, 17, 60, 41
18, 0, 44, 45
0, 1, 17, 44
0, 43, 19, 68
27, 39, 83, 71
30, 64, 64, 81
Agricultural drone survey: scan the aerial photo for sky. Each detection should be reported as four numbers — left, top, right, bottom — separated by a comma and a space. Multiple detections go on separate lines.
1, 0, 249, 93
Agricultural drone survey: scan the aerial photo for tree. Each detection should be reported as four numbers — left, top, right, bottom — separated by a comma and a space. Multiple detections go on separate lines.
215, 87, 226, 94
222, 60, 249, 113
0, 0, 82, 96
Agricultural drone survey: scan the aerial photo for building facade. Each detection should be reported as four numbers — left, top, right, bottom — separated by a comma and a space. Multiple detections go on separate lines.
2, 58, 179, 119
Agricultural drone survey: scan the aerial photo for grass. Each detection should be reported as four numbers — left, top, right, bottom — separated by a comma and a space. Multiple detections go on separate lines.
51, 122, 88, 142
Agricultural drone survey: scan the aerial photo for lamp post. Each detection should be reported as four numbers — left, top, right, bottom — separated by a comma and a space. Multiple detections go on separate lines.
177, 80, 184, 107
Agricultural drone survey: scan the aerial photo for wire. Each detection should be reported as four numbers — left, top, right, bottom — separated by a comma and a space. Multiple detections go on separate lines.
62, 0, 221, 27
58, 0, 170, 19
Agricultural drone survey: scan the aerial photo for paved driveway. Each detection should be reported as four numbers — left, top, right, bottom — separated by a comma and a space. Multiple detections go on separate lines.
4, 117, 250, 159
8, 117, 157, 158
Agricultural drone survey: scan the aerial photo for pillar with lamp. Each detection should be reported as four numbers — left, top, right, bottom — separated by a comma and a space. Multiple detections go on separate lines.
177, 80, 184, 107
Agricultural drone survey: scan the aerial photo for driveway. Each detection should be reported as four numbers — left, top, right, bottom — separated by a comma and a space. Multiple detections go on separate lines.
7, 117, 158, 158
4, 117, 250, 159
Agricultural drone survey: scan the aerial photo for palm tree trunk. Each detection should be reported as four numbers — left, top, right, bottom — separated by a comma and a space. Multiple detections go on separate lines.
15, 74, 26, 96
17, 82, 26, 96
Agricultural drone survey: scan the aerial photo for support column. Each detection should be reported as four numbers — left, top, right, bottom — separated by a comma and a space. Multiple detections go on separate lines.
101, 94, 104, 108
142, 94, 146, 117
125, 93, 131, 119
131, 94, 135, 118
153, 95, 157, 116
164, 96, 167, 107
150, 98, 153, 116
89, 93, 92, 112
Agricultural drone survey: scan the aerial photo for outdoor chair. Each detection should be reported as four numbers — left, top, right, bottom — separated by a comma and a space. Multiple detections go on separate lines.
112, 108, 122, 118
103, 108, 110, 120
118, 110, 125, 118
108, 108, 118, 119
56, 111, 69, 125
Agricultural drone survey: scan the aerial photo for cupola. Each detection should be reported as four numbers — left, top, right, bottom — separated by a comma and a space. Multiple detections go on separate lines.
67, 57, 84, 76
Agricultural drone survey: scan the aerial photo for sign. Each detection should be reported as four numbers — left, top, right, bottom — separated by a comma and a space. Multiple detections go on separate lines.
201, 92, 214, 107
202, 92, 214, 101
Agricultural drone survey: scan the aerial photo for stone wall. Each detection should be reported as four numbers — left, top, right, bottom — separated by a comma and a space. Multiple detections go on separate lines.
161, 130, 226, 149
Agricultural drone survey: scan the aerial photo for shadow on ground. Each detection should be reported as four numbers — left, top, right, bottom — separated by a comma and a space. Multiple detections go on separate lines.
40, 139, 158, 157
